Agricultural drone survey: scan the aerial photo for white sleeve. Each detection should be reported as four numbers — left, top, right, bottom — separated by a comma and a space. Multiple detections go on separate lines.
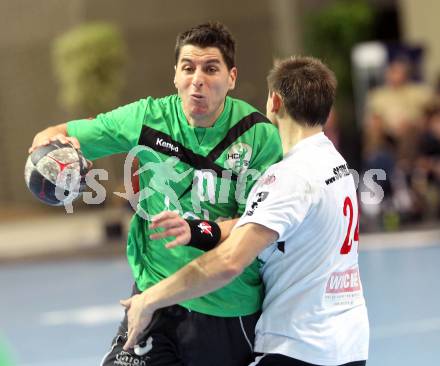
236, 168, 316, 242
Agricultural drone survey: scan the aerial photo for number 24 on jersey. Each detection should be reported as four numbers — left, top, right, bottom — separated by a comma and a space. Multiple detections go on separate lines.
340, 196, 359, 255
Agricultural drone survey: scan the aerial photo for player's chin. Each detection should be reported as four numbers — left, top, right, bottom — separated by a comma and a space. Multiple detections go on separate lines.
189, 107, 209, 119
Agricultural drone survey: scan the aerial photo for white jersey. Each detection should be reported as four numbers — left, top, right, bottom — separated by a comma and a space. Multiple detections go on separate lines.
236, 132, 369, 365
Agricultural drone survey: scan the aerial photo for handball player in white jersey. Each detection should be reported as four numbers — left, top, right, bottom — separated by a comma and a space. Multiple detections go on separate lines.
121, 56, 369, 366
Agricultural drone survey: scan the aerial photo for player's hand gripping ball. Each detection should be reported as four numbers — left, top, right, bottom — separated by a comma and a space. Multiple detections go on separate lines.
24, 140, 89, 206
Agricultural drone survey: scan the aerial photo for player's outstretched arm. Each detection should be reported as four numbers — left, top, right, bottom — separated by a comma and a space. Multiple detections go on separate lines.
29, 123, 80, 153
149, 211, 238, 249
121, 222, 278, 351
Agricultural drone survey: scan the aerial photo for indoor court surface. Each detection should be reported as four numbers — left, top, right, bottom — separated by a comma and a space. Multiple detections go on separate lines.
1, 236, 439, 366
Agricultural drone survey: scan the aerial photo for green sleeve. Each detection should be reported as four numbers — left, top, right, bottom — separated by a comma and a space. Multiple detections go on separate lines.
237, 124, 283, 214
66, 99, 147, 160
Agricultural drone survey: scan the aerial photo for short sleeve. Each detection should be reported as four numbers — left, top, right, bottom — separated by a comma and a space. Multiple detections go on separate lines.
66, 99, 148, 160
236, 166, 315, 242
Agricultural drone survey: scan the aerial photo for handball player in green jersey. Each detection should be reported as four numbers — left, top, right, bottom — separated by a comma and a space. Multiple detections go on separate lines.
29, 22, 283, 366
121, 57, 369, 366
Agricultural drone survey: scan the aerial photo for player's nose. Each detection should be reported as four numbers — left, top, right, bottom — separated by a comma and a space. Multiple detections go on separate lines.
191, 69, 204, 88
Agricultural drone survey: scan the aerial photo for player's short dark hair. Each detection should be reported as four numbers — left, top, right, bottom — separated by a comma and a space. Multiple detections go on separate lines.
267, 56, 337, 126
175, 22, 236, 70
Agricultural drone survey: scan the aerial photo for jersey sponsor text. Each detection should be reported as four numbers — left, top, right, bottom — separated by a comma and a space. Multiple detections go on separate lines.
156, 138, 179, 153
325, 163, 350, 185
326, 268, 361, 294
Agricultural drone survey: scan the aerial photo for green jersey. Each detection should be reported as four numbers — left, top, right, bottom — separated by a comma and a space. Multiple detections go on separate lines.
67, 94, 282, 316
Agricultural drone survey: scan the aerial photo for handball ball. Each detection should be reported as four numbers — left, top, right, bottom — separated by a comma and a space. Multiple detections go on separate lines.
24, 140, 88, 206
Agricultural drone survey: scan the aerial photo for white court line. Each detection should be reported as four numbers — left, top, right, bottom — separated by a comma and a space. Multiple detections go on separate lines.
19, 356, 100, 366
42, 305, 440, 339
360, 228, 440, 251
20, 318, 440, 366
39, 304, 123, 326
372, 317, 440, 339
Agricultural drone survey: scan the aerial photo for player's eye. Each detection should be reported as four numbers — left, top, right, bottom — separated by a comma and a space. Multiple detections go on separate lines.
206, 66, 219, 73
182, 65, 194, 72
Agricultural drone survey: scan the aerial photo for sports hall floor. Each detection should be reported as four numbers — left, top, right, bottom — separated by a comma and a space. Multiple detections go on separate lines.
1, 229, 439, 366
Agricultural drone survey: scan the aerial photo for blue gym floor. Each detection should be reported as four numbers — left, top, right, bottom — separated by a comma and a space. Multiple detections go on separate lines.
1, 241, 439, 365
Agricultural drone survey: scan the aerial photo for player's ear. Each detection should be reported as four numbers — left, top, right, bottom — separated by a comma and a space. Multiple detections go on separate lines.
266, 91, 283, 113
228, 67, 237, 90
271, 91, 282, 114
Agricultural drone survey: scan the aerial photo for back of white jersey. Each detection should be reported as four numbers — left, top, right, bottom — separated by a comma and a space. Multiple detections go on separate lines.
237, 133, 369, 365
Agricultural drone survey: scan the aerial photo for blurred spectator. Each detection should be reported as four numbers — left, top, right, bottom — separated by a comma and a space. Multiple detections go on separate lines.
364, 58, 433, 161
411, 104, 440, 219
435, 74, 440, 102
362, 57, 434, 229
